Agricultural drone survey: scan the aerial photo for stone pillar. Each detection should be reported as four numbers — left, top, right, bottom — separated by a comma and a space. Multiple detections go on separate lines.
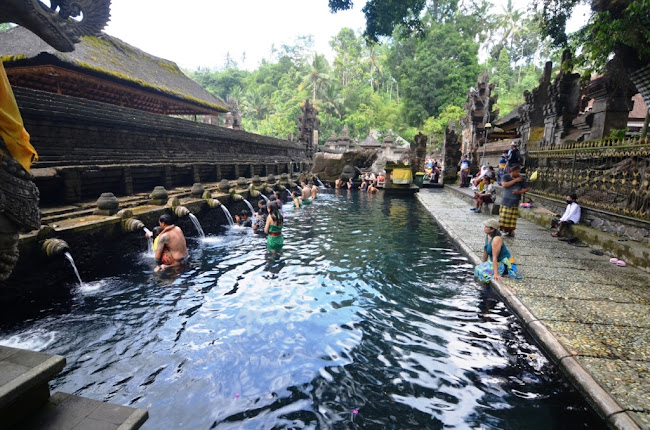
443, 121, 461, 185
162, 166, 173, 190
61, 168, 81, 204
122, 166, 133, 196
234, 164, 240, 179
216, 165, 222, 181
588, 85, 635, 140
249, 164, 255, 178
192, 165, 201, 183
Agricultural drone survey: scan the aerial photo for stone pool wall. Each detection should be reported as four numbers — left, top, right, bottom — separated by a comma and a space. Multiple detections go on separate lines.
14, 87, 308, 206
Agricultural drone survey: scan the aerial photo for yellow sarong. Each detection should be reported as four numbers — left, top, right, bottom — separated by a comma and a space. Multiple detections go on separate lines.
0, 62, 38, 172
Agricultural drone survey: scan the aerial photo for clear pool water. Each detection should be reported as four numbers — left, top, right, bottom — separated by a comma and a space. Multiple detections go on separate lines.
0, 191, 605, 429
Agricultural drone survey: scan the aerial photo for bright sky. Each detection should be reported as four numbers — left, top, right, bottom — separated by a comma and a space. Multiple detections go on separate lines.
104, 0, 367, 71
103, 0, 590, 72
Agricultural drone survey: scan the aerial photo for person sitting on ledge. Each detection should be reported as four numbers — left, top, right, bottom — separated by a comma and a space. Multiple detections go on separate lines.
551, 193, 581, 238
474, 218, 522, 283
235, 210, 252, 227
155, 213, 188, 272
471, 176, 496, 214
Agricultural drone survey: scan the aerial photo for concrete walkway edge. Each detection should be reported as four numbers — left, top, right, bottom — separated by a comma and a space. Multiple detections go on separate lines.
417, 191, 643, 430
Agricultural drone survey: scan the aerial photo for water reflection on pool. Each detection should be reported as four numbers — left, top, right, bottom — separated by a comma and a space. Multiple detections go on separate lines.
1, 191, 605, 429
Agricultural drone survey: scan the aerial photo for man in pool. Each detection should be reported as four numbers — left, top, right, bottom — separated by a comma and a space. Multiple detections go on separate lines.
155, 213, 188, 272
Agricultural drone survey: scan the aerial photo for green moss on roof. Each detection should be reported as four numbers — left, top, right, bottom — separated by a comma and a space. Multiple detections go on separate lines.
1, 27, 229, 113
1, 54, 26, 62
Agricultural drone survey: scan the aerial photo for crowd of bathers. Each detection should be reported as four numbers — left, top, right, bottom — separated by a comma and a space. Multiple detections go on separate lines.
333, 172, 382, 193
146, 189, 290, 272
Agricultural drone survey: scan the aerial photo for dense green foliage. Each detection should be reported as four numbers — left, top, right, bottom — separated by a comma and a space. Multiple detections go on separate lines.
189, 1, 556, 150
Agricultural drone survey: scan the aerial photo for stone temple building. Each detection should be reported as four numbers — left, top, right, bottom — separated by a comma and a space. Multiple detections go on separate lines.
0, 27, 305, 206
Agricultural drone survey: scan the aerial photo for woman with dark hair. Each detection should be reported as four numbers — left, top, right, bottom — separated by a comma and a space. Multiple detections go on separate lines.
291, 191, 302, 209
265, 201, 284, 251
474, 218, 521, 283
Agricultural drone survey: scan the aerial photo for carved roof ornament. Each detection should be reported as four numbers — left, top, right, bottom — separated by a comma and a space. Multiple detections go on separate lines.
0, 0, 111, 52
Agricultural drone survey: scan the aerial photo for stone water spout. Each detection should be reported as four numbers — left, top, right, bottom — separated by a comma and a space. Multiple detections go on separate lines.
174, 205, 191, 218
248, 186, 261, 198
230, 192, 244, 202
206, 199, 222, 208
42, 238, 70, 258
122, 218, 145, 233
0, 0, 112, 281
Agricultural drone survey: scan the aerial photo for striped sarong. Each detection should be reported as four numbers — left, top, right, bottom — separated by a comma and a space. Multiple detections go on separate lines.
499, 205, 519, 230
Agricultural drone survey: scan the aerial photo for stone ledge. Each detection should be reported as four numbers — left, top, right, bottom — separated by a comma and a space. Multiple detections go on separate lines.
447, 184, 650, 272
19, 392, 148, 430
0, 346, 65, 409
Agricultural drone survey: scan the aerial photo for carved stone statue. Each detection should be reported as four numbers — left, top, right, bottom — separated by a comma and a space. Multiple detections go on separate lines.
298, 99, 320, 159
0, 0, 111, 280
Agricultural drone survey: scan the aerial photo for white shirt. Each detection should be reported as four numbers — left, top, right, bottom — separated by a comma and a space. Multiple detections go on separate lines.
560, 202, 581, 223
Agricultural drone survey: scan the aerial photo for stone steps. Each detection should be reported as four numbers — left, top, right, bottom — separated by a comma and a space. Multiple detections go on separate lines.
0, 345, 147, 430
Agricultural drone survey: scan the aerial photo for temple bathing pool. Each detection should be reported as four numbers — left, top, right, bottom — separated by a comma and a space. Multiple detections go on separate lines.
0, 191, 605, 429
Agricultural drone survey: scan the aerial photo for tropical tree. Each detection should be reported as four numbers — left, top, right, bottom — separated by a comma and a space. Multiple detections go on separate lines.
392, 17, 480, 124
299, 54, 331, 100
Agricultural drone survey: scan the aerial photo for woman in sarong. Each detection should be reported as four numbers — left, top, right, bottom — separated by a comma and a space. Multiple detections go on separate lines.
474, 218, 522, 283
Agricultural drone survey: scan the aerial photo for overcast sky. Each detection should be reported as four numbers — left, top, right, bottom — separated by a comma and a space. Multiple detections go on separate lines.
103, 0, 590, 72
104, 0, 367, 71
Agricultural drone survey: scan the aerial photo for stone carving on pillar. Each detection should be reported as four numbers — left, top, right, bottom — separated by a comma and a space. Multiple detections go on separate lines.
224, 112, 234, 129
411, 132, 427, 177
518, 61, 553, 149
541, 50, 581, 146
225, 95, 243, 130
442, 120, 461, 184
573, 61, 637, 141
463, 71, 498, 170
298, 99, 320, 159
0, 0, 111, 281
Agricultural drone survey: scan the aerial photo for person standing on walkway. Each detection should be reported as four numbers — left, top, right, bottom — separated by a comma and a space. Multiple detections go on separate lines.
551, 193, 581, 237
458, 154, 470, 187
497, 151, 508, 184
474, 218, 522, 283
499, 164, 529, 237
506, 142, 521, 172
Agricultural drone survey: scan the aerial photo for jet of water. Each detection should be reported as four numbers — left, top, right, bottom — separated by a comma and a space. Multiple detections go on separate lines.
220, 205, 235, 226
188, 213, 206, 238
143, 227, 154, 254
64, 252, 84, 288
260, 194, 270, 203
243, 199, 255, 216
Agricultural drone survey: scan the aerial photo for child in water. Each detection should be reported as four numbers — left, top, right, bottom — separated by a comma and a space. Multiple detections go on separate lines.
151, 226, 174, 267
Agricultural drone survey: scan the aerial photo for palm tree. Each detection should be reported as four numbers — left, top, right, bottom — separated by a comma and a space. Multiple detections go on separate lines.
242, 89, 268, 120
320, 85, 345, 119
299, 54, 331, 100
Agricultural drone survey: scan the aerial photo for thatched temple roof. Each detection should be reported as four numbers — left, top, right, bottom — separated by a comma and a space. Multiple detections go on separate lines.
0, 26, 228, 116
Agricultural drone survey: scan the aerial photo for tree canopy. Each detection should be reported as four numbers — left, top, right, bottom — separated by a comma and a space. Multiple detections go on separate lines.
189, 1, 555, 150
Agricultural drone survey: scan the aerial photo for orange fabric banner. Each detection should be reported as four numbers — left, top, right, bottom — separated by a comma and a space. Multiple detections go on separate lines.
0, 62, 38, 172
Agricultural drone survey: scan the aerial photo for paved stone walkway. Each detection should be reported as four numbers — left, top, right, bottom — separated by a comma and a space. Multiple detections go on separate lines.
417, 188, 650, 430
